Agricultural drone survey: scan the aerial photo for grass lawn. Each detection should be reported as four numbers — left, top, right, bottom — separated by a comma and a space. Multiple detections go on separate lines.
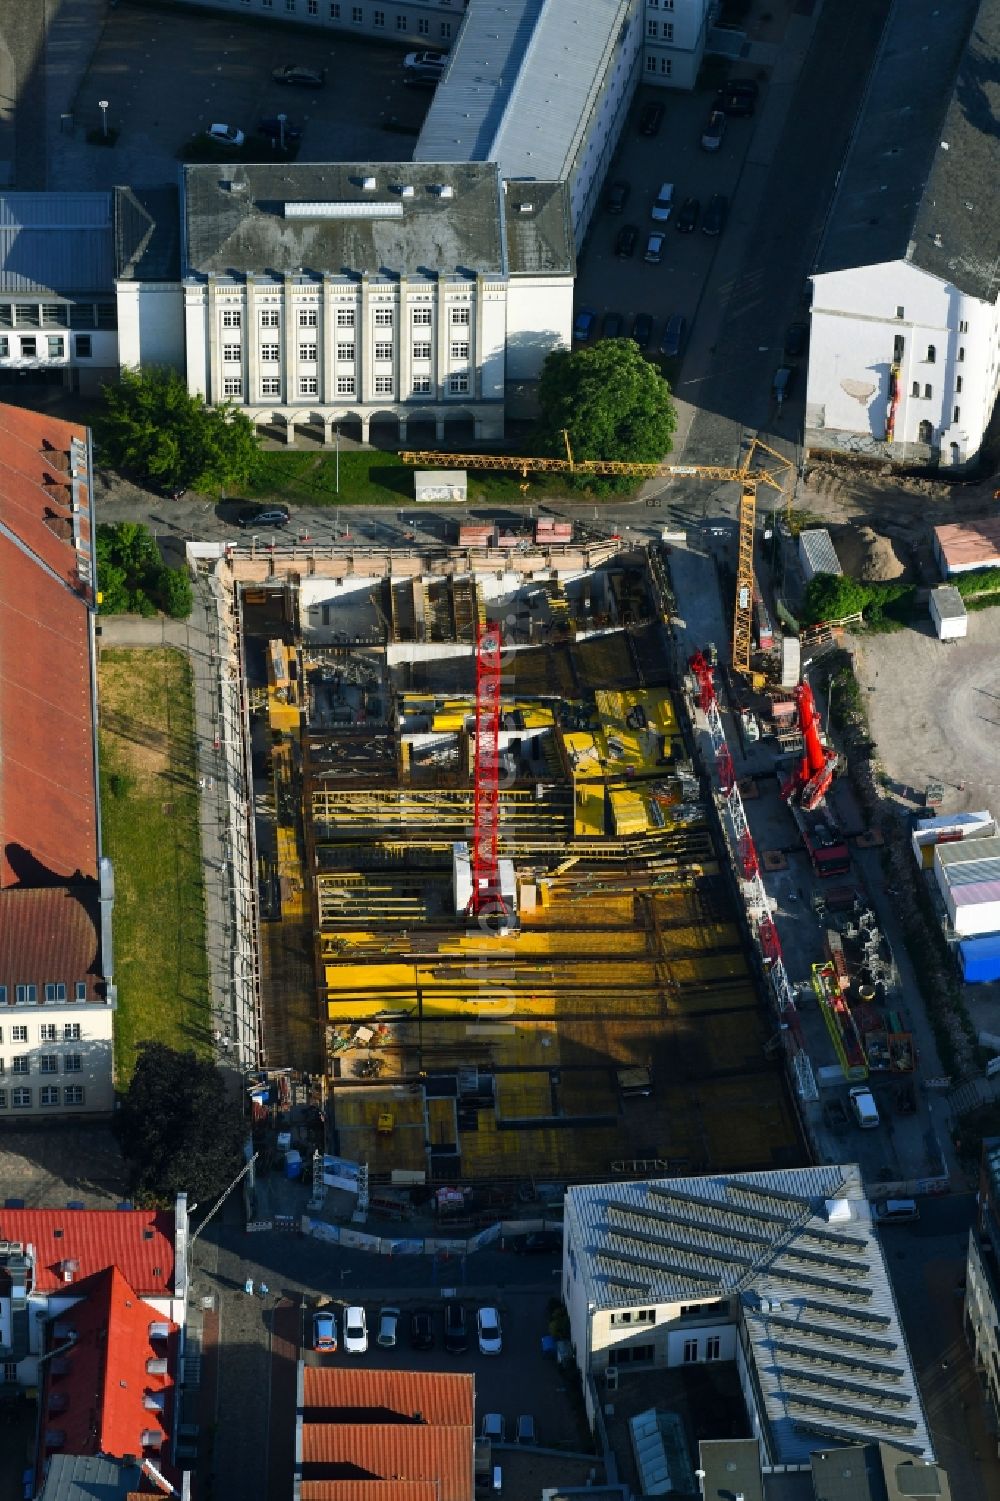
244, 449, 637, 507
98, 648, 211, 1084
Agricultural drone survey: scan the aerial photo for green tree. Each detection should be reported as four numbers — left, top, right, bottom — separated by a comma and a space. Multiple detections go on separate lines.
157, 565, 194, 620
114, 1042, 245, 1204
536, 340, 677, 470
96, 365, 262, 493
801, 572, 871, 626
96, 521, 194, 619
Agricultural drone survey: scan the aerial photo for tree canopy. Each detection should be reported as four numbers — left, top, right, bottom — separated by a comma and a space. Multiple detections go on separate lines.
536, 339, 677, 470
801, 571, 915, 630
96, 365, 262, 494
96, 521, 193, 618
114, 1042, 246, 1205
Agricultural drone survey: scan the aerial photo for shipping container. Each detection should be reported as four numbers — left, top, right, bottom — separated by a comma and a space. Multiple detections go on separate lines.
911, 810, 995, 868
929, 584, 967, 640
960, 933, 1000, 984
753, 584, 774, 650
459, 524, 495, 547
798, 528, 842, 583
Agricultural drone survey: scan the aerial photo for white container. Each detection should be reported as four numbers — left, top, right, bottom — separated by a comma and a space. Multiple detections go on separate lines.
929, 584, 967, 640
798, 528, 842, 583
276, 1131, 292, 1153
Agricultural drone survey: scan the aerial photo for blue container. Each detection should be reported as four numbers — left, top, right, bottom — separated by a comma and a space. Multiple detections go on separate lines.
960, 933, 1000, 983
285, 1149, 303, 1180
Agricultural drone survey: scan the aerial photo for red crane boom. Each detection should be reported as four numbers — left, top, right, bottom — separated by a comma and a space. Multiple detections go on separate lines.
470, 625, 505, 919
782, 681, 838, 811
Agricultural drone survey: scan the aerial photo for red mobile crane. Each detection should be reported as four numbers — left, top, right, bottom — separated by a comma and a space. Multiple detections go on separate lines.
470, 624, 506, 920
781, 682, 849, 877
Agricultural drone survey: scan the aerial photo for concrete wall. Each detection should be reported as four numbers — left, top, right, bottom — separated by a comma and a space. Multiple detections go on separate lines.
505, 276, 574, 381
642, 0, 711, 89
116, 282, 185, 372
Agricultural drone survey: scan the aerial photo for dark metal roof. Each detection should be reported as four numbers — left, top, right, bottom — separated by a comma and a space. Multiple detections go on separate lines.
181, 162, 508, 280
36, 1454, 142, 1501
815, 0, 1000, 301
114, 186, 181, 281
503, 180, 574, 277
0, 193, 113, 293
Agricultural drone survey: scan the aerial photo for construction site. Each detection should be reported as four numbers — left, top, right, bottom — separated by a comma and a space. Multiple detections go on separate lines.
229, 520, 804, 1198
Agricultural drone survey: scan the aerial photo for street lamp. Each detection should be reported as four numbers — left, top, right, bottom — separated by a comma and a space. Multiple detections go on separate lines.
98, 100, 109, 139
277, 111, 287, 150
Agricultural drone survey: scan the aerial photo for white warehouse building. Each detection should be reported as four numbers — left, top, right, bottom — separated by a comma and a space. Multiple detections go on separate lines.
147, 161, 575, 442
805, 0, 1000, 469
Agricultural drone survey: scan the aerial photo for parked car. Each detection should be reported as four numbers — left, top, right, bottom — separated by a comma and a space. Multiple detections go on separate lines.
508, 1229, 562, 1254
630, 313, 654, 351
207, 123, 245, 147
312, 1312, 337, 1352
644, 232, 665, 264
614, 224, 638, 258
444, 1300, 468, 1354
409, 1310, 435, 1350
573, 307, 597, 342
343, 1305, 368, 1354
605, 179, 631, 214
714, 78, 759, 116
601, 311, 623, 339
377, 1306, 400, 1347
872, 1198, 919, 1223
772, 365, 795, 406
272, 64, 326, 87
660, 314, 686, 358
237, 504, 290, 530
403, 50, 447, 72
650, 181, 675, 222
639, 101, 664, 136
477, 1305, 503, 1355
403, 70, 441, 89
784, 321, 808, 358
702, 193, 729, 236
675, 196, 700, 233
482, 1413, 505, 1442
257, 116, 303, 143
849, 1084, 880, 1129
515, 1414, 537, 1444
701, 110, 727, 151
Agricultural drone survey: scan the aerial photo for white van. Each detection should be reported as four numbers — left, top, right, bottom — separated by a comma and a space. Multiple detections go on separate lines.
872, 1198, 919, 1224
848, 1085, 880, 1129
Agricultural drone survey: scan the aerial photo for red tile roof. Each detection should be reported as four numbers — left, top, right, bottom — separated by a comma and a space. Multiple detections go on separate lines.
0, 1207, 176, 1295
300, 1486, 437, 1501
0, 885, 102, 1002
302, 1369, 475, 1428
0, 403, 98, 890
39, 1265, 177, 1466
301, 1428, 472, 1501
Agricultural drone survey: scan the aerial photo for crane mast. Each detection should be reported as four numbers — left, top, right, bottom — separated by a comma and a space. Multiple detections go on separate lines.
470, 625, 505, 920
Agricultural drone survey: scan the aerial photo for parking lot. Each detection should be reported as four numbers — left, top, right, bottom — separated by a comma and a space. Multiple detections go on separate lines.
51, 2, 431, 193
299, 1289, 588, 1453
574, 77, 764, 375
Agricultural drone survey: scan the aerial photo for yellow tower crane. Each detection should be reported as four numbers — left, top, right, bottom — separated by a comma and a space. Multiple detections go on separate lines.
401, 434, 795, 677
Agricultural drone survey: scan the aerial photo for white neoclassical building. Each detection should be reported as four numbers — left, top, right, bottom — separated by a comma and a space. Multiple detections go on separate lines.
157, 161, 574, 443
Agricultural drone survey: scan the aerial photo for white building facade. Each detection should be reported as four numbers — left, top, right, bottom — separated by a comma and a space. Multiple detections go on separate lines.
641, 0, 712, 89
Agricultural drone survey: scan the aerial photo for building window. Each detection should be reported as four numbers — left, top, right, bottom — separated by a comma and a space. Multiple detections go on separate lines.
646, 54, 658, 72
40, 1085, 60, 1106
337, 308, 355, 327
0, 1094, 5, 1110
412, 375, 431, 394
11, 1088, 31, 1109
70, 305, 95, 329
64, 1086, 84, 1105
417, 15, 429, 32
373, 8, 384, 24
918, 419, 933, 444
260, 344, 280, 362
352, 5, 362, 21
374, 341, 393, 361
959, 319, 969, 333
396, 13, 407, 29
12, 1057, 29, 1075
450, 342, 469, 359
448, 373, 469, 394
299, 343, 318, 361
956, 376, 963, 393
924, 384, 932, 399
911, 381, 920, 397
610, 1309, 655, 1326
374, 309, 393, 326
374, 375, 393, 394
953, 406, 960, 423
222, 309, 241, 328
74, 982, 87, 1001
298, 308, 318, 327
663, 22, 673, 39
15, 987, 36, 1006
705, 1336, 721, 1360
299, 376, 318, 395
647, 18, 657, 35
64, 1054, 82, 1073
683, 1338, 698, 1363
895, 305, 904, 318
660, 56, 672, 76
45, 983, 66, 1003
412, 341, 431, 360
337, 375, 355, 395
0, 304, 10, 326
0, 988, 5, 1006
261, 377, 281, 396
64, 1023, 82, 1040
330, 2, 340, 14
926, 344, 936, 362
16, 304, 39, 327
336, 343, 355, 361
286, 1, 296, 13
20, 337, 37, 357
39, 1024, 57, 1042
440, 20, 451, 37
47, 336, 65, 358
223, 377, 243, 396
261, 309, 280, 328
75, 335, 92, 358
308, 0, 318, 11
412, 308, 432, 326
12, 1025, 27, 1043
223, 343, 241, 362
262, 0, 272, 7
958, 346, 965, 362
451, 307, 470, 326
0, 336, 7, 357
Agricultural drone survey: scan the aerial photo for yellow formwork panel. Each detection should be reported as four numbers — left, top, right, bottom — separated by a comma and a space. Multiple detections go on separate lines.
609, 787, 648, 836
495, 1071, 552, 1120
574, 785, 606, 837
333, 1087, 427, 1172
427, 1095, 456, 1144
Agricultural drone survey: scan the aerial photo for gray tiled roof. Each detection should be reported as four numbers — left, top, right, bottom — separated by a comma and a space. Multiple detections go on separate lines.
0, 193, 113, 293
564, 1164, 933, 1466
37, 1454, 142, 1501
815, 0, 1000, 302
182, 162, 507, 280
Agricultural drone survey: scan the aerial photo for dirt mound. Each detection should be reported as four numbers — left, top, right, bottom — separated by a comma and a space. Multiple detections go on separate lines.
857, 525, 906, 582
